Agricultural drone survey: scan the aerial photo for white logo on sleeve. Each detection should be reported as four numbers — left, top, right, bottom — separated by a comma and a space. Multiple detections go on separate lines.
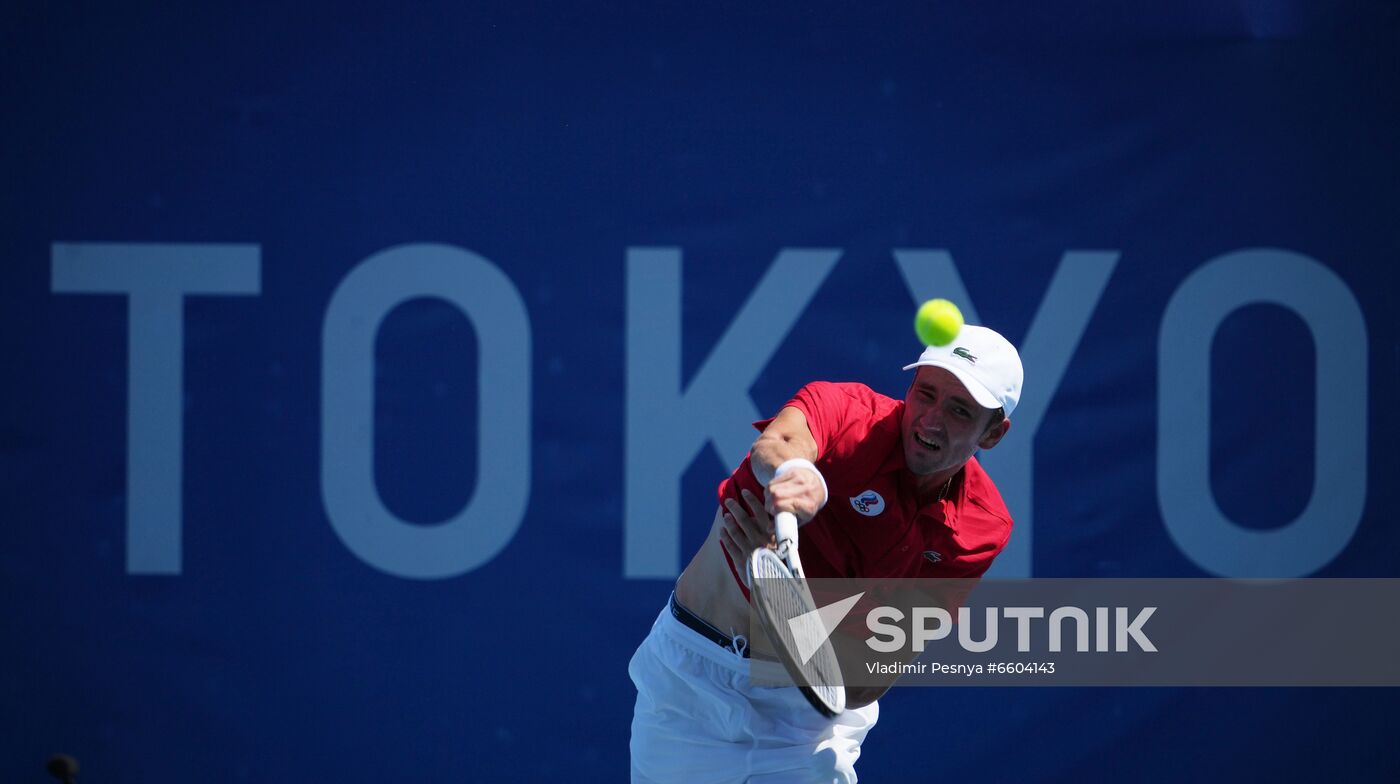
849, 491, 885, 516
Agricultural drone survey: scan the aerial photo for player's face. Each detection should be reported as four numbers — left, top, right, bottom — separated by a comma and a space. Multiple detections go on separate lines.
901, 366, 1008, 479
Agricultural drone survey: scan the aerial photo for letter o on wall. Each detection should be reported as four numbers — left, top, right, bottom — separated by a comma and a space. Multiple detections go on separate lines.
321, 244, 531, 579
1158, 249, 1367, 577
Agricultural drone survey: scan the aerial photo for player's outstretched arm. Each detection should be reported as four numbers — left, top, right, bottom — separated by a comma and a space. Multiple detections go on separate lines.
750, 406, 819, 484
750, 406, 827, 523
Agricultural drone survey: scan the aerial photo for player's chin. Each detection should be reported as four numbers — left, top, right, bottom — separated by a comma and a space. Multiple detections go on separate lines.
904, 447, 945, 475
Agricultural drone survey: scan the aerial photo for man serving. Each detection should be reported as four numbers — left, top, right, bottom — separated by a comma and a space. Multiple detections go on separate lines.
630, 323, 1024, 783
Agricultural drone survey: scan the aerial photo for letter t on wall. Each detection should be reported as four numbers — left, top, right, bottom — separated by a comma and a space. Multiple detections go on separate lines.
51, 243, 261, 574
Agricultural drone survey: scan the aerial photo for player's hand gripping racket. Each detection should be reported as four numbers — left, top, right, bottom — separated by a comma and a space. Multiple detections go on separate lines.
748, 511, 846, 717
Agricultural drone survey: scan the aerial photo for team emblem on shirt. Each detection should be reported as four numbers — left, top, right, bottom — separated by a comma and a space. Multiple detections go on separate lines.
850, 490, 886, 516
923, 550, 943, 564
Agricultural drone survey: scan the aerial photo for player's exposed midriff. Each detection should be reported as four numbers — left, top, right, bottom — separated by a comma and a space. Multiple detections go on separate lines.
675, 506, 754, 643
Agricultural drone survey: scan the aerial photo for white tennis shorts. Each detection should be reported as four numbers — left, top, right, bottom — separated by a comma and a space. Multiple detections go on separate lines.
628, 598, 879, 783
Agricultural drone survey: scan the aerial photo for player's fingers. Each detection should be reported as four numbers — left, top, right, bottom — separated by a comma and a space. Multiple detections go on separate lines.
765, 472, 793, 510
765, 475, 819, 522
723, 513, 757, 556
724, 497, 761, 540
740, 489, 773, 530
765, 485, 790, 516
719, 520, 740, 562
726, 513, 769, 554
722, 507, 749, 552
766, 474, 801, 504
722, 511, 747, 548
738, 513, 769, 551
723, 497, 746, 529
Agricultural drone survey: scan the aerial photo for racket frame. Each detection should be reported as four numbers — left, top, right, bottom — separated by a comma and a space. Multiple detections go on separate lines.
748, 512, 846, 717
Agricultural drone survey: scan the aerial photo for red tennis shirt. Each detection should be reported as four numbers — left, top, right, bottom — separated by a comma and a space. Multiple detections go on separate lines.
718, 381, 1014, 597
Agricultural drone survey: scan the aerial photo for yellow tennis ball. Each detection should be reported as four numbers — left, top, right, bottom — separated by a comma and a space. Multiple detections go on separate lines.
914, 298, 964, 346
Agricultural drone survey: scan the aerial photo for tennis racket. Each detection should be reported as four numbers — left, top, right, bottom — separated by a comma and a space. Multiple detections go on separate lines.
748, 511, 846, 718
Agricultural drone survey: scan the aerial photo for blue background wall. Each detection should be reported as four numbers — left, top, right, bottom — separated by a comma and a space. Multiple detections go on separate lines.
4, 3, 1399, 781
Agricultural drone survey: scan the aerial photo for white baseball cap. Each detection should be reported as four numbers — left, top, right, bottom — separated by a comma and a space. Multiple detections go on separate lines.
902, 324, 1024, 417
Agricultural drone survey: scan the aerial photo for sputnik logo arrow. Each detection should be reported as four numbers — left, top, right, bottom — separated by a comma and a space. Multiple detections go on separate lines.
788, 592, 865, 665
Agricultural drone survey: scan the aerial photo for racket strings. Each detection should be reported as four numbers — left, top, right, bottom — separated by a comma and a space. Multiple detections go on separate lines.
751, 550, 846, 714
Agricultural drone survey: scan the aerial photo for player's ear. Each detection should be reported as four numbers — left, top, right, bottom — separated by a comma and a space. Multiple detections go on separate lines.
978, 415, 1010, 450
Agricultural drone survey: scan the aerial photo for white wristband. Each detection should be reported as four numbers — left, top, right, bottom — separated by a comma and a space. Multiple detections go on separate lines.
772, 458, 828, 511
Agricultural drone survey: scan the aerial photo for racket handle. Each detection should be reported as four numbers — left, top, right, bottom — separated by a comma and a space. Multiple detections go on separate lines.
774, 511, 805, 578
774, 511, 799, 547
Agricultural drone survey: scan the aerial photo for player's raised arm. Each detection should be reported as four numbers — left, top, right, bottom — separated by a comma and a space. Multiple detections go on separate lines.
749, 406, 827, 523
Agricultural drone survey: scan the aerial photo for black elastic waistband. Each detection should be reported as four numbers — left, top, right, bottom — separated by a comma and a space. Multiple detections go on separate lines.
669, 593, 749, 658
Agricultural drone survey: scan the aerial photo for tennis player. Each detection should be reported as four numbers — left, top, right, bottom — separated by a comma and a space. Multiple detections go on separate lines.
629, 325, 1023, 783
